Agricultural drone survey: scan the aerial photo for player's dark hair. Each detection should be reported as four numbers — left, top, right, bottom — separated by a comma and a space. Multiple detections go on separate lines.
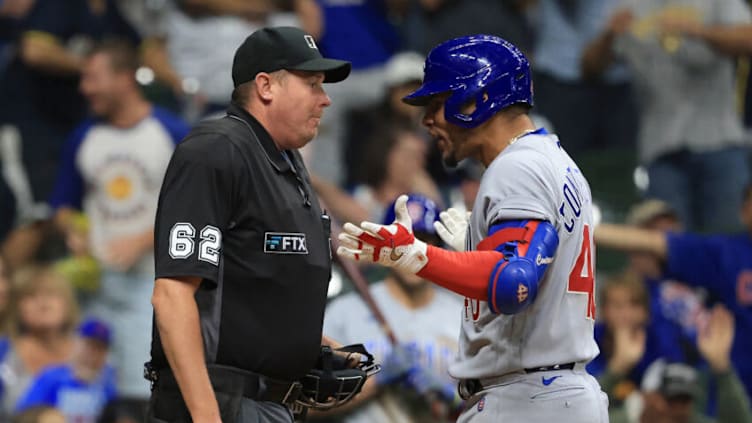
88, 38, 140, 74
503, 103, 532, 117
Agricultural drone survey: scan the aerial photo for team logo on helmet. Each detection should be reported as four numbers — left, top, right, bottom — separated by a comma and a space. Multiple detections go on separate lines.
517, 284, 529, 304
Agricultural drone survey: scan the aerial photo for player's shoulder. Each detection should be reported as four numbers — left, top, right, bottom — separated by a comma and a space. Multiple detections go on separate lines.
487, 136, 558, 182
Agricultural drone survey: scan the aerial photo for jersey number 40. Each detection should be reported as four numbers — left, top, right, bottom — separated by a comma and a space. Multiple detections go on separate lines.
568, 225, 595, 320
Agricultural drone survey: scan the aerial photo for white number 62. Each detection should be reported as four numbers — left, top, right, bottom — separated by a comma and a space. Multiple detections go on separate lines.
169, 223, 222, 266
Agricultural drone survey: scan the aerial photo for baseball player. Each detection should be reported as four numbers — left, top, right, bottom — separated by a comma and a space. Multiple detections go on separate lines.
336, 35, 608, 422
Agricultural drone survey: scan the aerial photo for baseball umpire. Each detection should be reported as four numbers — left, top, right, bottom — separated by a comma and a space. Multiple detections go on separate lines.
336, 35, 609, 422
146, 27, 362, 423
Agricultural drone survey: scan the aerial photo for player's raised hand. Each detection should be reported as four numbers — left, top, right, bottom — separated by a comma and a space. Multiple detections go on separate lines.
337, 195, 429, 274
434, 208, 469, 251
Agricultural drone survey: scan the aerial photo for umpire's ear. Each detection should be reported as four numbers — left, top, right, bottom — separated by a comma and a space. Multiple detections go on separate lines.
254, 72, 275, 102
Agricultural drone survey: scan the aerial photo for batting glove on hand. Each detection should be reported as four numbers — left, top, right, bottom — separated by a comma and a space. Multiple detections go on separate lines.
433, 208, 470, 252
337, 195, 429, 274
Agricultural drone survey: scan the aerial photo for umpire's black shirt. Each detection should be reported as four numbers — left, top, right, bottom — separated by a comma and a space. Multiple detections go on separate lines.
151, 103, 332, 381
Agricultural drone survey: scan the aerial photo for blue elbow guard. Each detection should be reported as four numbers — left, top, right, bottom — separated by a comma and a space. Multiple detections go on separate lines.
486, 220, 559, 314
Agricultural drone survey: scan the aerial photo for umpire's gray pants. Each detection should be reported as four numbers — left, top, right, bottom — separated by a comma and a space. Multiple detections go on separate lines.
457, 366, 609, 423
147, 394, 294, 423
236, 399, 294, 423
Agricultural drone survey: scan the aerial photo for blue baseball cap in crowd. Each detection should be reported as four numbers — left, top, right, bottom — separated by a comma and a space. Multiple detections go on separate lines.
78, 317, 112, 346
383, 194, 441, 236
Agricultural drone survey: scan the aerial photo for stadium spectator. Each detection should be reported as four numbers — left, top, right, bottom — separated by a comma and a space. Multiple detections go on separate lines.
622, 201, 706, 364
295, 0, 401, 185
15, 317, 117, 423
583, 0, 752, 233
48, 39, 187, 420
0, 0, 144, 273
609, 305, 752, 423
342, 51, 426, 188
0, 0, 34, 73
356, 123, 441, 218
141, 0, 297, 123
318, 194, 462, 423
532, 0, 638, 154
313, 121, 440, 226
595, 183, 752, 399
403, 0, 535, 57
0, 0, 141, 207
0, 265, 78, 419
587, 270, 698, 407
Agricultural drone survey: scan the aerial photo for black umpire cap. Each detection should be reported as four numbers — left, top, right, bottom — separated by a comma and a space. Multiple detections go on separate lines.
232, 26, 351, 87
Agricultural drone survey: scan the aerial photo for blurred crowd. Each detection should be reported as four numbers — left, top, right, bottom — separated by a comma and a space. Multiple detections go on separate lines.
0, 0, 751, 422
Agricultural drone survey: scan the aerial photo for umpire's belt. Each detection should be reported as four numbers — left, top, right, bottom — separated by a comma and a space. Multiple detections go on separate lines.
151, 364, 303, 404
458, 362, 576, 400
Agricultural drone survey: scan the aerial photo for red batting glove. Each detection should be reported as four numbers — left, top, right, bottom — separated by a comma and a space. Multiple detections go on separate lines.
337, 195, 429, 274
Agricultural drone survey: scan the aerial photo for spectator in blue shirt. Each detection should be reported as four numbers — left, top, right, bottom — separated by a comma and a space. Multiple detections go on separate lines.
15, 317, 116, 423
596, 183, 752, 399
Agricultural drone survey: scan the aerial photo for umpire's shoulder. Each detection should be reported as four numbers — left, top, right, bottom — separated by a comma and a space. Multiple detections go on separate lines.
172, 118, 240, 169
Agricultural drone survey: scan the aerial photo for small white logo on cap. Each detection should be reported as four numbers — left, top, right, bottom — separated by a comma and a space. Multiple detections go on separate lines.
304, 35, 318, 49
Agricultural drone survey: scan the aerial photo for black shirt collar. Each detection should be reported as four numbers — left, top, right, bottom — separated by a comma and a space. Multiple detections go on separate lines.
226, 102, 291, 173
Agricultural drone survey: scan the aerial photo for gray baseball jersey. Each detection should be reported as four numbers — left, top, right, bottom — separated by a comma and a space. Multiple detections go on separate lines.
324, 282, 463, 423
452, 130, 599, 380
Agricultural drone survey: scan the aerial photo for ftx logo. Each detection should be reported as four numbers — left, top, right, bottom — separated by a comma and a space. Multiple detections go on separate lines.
265, 232, 308, 254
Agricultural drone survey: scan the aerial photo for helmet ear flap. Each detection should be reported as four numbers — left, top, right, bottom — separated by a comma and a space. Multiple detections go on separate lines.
445, 84, 499, 128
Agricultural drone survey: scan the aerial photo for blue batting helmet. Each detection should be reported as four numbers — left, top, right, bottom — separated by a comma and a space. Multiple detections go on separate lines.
403, 35, 533, 129
383, 194, 440, 236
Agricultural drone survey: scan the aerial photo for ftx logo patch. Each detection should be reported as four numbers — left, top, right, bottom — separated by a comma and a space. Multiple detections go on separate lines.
265, 232, 308, 254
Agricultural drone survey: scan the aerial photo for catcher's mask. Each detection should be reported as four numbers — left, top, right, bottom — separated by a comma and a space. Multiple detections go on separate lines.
295, 344, 381, 410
